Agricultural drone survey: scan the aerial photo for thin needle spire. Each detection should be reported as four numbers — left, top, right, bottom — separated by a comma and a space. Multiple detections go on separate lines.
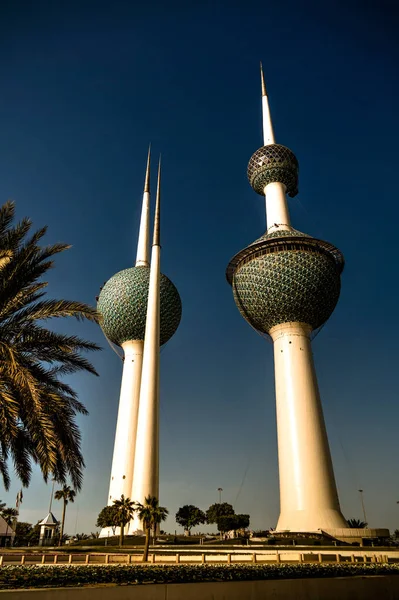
260, 63, 275, 145
260, 61, 267, 97
144, 144, 151, 193
135, 145, 151, 266
153, 157, 161, 247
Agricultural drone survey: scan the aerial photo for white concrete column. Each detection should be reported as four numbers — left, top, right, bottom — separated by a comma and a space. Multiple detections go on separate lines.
270, 322, 347, 531
130, 245, 160, 533
264, 182, 291, 233
136, 192, 150, 267
99, 340, 144, 537
262, 94, 275, 145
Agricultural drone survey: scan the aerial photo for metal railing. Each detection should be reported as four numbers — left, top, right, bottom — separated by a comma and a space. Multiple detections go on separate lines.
0, 552, 394, 566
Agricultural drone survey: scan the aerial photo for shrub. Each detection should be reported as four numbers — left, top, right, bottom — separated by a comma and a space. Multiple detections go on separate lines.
0, 563, 398, 589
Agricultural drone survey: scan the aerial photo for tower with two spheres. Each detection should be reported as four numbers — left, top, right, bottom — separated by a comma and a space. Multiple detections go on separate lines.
227, 67, 348, 532
97, 152, 181, 534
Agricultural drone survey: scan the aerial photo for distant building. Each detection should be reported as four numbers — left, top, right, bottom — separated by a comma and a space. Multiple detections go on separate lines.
0, 515, 15, 547
38, 512, 59, 546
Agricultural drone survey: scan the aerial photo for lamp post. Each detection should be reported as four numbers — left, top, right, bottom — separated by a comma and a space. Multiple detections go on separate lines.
358, 489, 367, 525
218, 488, 223, 504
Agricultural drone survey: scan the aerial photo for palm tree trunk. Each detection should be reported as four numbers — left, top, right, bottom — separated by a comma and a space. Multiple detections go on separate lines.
119, 522, 124, 547
59, 501, 66, 546
142, 526, 150, 562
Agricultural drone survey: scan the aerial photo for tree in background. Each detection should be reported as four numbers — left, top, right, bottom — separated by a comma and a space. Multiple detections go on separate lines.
112, 495, 136, 547
216, 513, 250, 537
175, 505, 206, 536
96, 505, 120, 535
13, 522, 33, 546
0, 507, 18, 526
206, 502, 235, 526
346, 518, 368, 528
206, 502, 250, 538
26, 522, 41, 546
74, 533, 89, 541
90, 531, 100, 539
54, 485, 76, 545
0, 200, 100, 491
135, 496, 168, 562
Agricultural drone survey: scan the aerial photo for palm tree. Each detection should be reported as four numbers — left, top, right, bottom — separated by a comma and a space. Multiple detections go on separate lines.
0, 200, 100, 491
347, 518, 368, 528
1, 507, 18, 526
0, 250, 12, 271
112, 495, 136, 547
54, 485, 76, 545
135, 496, 168, 562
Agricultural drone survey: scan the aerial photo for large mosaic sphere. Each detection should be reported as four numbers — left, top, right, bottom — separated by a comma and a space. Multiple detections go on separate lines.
97, 266, 182, 346
226, 229, 344, 334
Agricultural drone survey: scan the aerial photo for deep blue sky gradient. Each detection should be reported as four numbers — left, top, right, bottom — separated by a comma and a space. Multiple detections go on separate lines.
1, 0, 398, 534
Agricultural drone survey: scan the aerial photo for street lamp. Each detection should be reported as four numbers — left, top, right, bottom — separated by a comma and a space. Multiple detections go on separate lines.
217, 488, 223, 504
358, 489, 367, 525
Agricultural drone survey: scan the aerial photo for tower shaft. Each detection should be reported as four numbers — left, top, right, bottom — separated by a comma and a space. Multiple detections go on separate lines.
106, 340, 144, 506
130, 246, 160, 509
270, 322, 347, 530
130, 161, 161, 532
264, 182, 291, 232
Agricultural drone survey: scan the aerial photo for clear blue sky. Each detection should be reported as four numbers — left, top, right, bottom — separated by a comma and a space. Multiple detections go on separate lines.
1, 0, 398, 535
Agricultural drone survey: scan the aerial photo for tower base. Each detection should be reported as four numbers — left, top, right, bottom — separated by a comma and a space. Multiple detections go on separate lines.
98, 526, 120, 539
276, 507, 348, 532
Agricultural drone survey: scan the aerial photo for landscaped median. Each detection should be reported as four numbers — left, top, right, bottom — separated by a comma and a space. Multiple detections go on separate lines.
1, 563, 399, 589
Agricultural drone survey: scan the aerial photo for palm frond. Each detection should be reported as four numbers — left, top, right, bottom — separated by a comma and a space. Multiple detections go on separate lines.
0, 201, 100, 490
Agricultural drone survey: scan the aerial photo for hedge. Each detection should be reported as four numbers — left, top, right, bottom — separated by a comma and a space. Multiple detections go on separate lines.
1, 563, 399, 589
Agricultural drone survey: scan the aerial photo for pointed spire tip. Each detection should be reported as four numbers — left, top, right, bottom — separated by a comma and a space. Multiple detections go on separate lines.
260, 62, 267, 97
144, 145, 151, 193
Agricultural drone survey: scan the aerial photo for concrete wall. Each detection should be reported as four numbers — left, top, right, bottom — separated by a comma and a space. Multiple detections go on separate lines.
1, 576, 399, 600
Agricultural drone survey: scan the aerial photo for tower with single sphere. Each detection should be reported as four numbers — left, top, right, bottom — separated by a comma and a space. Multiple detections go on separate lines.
226, 66, 348, 532
97, 151, 181, 535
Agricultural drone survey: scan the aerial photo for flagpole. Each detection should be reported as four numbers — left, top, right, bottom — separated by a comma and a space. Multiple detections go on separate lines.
48, 481, 55, 513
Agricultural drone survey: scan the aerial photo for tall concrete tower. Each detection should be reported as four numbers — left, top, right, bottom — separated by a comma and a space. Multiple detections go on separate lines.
226, 66, 348, 532
130, 159, 163, 533
97, 152, 181, 535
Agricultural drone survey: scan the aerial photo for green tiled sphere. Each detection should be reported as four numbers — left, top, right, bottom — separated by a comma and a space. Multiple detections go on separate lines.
247, 144, 299, 198
228, 230, 343, 334
97, 266, 181, 346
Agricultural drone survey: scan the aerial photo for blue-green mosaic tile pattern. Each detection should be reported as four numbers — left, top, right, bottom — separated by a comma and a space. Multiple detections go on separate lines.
248, 228, 312, 246
97, 266, 182, 346
232, 246, 341, 334
247, 144, 299, 197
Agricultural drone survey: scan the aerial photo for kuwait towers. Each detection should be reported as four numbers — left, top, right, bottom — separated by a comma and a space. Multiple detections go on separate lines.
97, 151, 181, 535
226, 67, 348, 532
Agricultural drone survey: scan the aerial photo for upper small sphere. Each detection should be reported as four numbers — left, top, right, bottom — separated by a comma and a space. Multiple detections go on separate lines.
97, 266, 182, 346
247, 144, 299, 197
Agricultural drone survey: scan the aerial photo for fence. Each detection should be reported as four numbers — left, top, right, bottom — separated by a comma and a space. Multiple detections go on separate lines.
0, 552, 394, 567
